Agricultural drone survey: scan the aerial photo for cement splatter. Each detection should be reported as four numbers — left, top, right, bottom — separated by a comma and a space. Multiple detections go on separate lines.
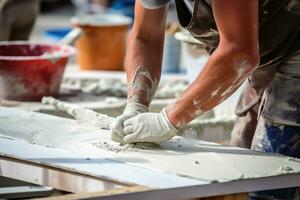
128, 65, 159, 103
91, 141, 134, 153
42, 97, 113, 130
193, 98, 204, 117
210, 87, 221, 97
279, 166, 294, 173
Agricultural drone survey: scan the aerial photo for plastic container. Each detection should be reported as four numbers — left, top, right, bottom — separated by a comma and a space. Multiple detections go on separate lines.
72, 14, 132, 71
0, 41, 75, 101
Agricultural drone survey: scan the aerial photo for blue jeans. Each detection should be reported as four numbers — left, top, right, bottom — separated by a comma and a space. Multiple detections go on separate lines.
250, 117, 300, 200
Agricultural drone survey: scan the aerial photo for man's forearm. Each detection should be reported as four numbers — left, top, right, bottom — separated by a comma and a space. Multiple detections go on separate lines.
124, 29, 165, 106
166, 46, 259, 128
123, 1, 167, 107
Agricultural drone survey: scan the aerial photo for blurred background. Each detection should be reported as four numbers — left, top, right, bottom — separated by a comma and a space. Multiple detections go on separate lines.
33, 0, 136, 42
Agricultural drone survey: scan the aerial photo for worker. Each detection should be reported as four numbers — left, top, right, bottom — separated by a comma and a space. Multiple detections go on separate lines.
111, 0, 300, 199
0, 0, 39, 41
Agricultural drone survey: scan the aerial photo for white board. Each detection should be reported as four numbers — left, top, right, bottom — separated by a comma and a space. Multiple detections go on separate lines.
1, 107, 300, 198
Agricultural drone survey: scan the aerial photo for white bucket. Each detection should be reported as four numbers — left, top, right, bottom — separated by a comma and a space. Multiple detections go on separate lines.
175, 31, 209, 82
162, 34, 181, 73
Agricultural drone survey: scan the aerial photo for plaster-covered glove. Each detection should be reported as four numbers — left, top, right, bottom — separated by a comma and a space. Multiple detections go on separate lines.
123, 108, 179, 144
111, 102, 148, 143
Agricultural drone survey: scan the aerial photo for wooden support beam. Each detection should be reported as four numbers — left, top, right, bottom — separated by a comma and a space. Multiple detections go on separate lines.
35, 189, 248, 200
35, 190, 248, 200
34, 186, 151, 200
0, 156, 128, 193
202, 193, 249, 200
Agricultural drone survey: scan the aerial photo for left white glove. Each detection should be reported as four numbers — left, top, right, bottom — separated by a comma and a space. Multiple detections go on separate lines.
110, 102, 148, 143
123, 108, 179, 144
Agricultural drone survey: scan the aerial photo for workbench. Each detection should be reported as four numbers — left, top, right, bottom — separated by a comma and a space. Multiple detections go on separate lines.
1, 107, 300, 199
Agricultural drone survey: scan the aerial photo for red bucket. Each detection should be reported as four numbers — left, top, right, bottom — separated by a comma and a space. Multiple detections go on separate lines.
0, 41, 75, 101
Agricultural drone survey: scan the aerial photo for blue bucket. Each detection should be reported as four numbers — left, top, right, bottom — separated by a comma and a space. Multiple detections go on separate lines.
43, 28, 72, 43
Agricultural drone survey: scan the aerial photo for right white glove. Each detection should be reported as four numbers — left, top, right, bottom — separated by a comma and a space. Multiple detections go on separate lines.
111, 102, 148, 143
123, 108, 179, 144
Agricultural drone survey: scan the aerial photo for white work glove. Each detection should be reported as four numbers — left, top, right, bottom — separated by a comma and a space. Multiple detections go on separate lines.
123, 108, 179, 144
111, 102, 148, 143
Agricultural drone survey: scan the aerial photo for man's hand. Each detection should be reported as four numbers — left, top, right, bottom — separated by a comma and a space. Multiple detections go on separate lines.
111, 102, 148, 143
122, 109, 179, 144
